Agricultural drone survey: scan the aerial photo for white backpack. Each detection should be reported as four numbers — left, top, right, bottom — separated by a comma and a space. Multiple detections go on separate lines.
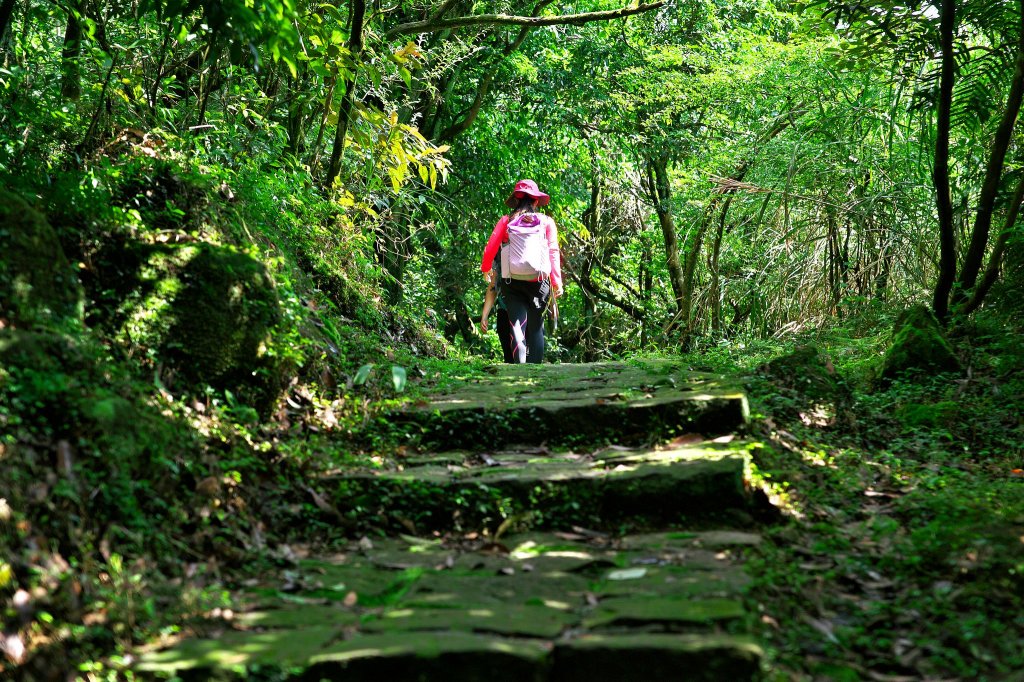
500, 213, 551, 281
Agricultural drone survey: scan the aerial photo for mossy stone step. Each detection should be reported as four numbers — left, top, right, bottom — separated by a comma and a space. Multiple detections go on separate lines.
137, 532, 762, 680
395, 360, 748, 448
327, 441, 754, 531
140, 630, 761, 681
550, 634, 763, 682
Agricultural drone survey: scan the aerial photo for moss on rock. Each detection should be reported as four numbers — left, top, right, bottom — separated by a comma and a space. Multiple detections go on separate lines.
96, 241, 286, 414
880, 305, 961, 382
163, 245, 284, 410
758, 345, 851, 423
0, 190, 83, 328
760, 345, 847, 403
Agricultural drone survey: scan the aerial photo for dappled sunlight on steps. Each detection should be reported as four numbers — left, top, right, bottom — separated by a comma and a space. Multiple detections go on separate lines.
137, 361, 766, 680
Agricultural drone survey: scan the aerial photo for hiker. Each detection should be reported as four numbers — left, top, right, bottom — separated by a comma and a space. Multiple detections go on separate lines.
480, 179, 562, 363
480, 257, 514, 362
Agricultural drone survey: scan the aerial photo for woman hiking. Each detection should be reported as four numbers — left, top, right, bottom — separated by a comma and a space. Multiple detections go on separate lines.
480, 179, 562, 363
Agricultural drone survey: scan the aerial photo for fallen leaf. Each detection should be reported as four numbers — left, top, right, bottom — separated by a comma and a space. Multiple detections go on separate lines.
607, 568, 647, 580
666, 433, 704, 447
802, 615, 839, 643
571, 526, 609, 539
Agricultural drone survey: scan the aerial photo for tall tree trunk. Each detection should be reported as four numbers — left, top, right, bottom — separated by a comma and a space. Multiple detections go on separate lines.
827, 209, 842, 312
961, 172, 1024, 314
875, 230, 893, 301
680, 207, 713, 336
640, 237, 653, 347
0, 0, 18, 50
61, 2, 83, 101
582, 168, 602, 356
954, 0, 1024, 305
645, 155, 686, 319
325, 0, 366, 188
284, 67, 309, 158
709, 193, 736, 335
378, 219, 409, 305
931, 0, 957, 322
308, 74, 337, 175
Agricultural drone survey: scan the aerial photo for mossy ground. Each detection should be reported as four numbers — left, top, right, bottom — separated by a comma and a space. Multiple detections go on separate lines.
691, 311, 1024, 680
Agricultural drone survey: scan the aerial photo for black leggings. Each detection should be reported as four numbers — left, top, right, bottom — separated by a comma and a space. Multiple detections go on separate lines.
496, 308, 513, 363
499, 279, 548, 363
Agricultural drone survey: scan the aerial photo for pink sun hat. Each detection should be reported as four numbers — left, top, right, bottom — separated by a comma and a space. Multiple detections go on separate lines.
505, 179, 550, 208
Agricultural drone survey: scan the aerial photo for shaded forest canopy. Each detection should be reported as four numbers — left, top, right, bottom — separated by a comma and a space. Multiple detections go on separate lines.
1, 0, 1023, 679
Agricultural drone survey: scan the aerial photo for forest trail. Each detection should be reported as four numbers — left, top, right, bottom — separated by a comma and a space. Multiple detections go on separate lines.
139, 360, 767, 680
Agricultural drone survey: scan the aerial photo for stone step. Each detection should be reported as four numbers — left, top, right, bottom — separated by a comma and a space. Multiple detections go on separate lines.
325, 440, 755, 532
393, 361, 749, 448
137, 531, 763, 680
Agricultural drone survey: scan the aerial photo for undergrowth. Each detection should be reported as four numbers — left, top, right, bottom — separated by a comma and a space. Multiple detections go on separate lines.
685, 309, 1024, 680
0, 148, 459, 678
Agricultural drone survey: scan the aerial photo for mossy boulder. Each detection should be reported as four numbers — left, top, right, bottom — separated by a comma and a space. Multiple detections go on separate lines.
164, 246, 282, 399
760, 345, 846, 401
95, 241, 286, 414
879, 305, 961, 382
0, 190, 83, 328
758, 345, 851, 422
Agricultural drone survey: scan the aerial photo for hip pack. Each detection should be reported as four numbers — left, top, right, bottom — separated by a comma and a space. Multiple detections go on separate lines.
500, 213, 551, 281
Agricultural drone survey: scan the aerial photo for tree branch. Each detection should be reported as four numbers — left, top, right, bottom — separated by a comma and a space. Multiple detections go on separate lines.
571, 272, 645, 321
428, 0, 463, 23
436, 0, 554, 141
931, 0, 957, 323
385, 2, 665, 39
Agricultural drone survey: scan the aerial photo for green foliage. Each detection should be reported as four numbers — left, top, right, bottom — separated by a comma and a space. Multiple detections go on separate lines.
0, 329, 201, 548
879, 305, 962, 383
2, 0, 1024, 677
896, 401, 959, 431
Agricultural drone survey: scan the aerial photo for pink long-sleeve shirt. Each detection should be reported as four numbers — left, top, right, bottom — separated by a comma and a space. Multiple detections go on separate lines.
480, 214, 562, 293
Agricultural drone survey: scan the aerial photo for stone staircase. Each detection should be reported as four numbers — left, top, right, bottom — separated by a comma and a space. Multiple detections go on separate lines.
138, 360, 766, 680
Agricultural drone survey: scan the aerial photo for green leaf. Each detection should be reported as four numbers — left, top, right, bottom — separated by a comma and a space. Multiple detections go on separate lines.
391, 365, 407, 392
354, 363, 374, 385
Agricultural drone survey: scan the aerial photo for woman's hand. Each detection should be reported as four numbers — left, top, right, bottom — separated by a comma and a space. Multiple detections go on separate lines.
480, 315, 489, 333
483, 269, 493, 283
